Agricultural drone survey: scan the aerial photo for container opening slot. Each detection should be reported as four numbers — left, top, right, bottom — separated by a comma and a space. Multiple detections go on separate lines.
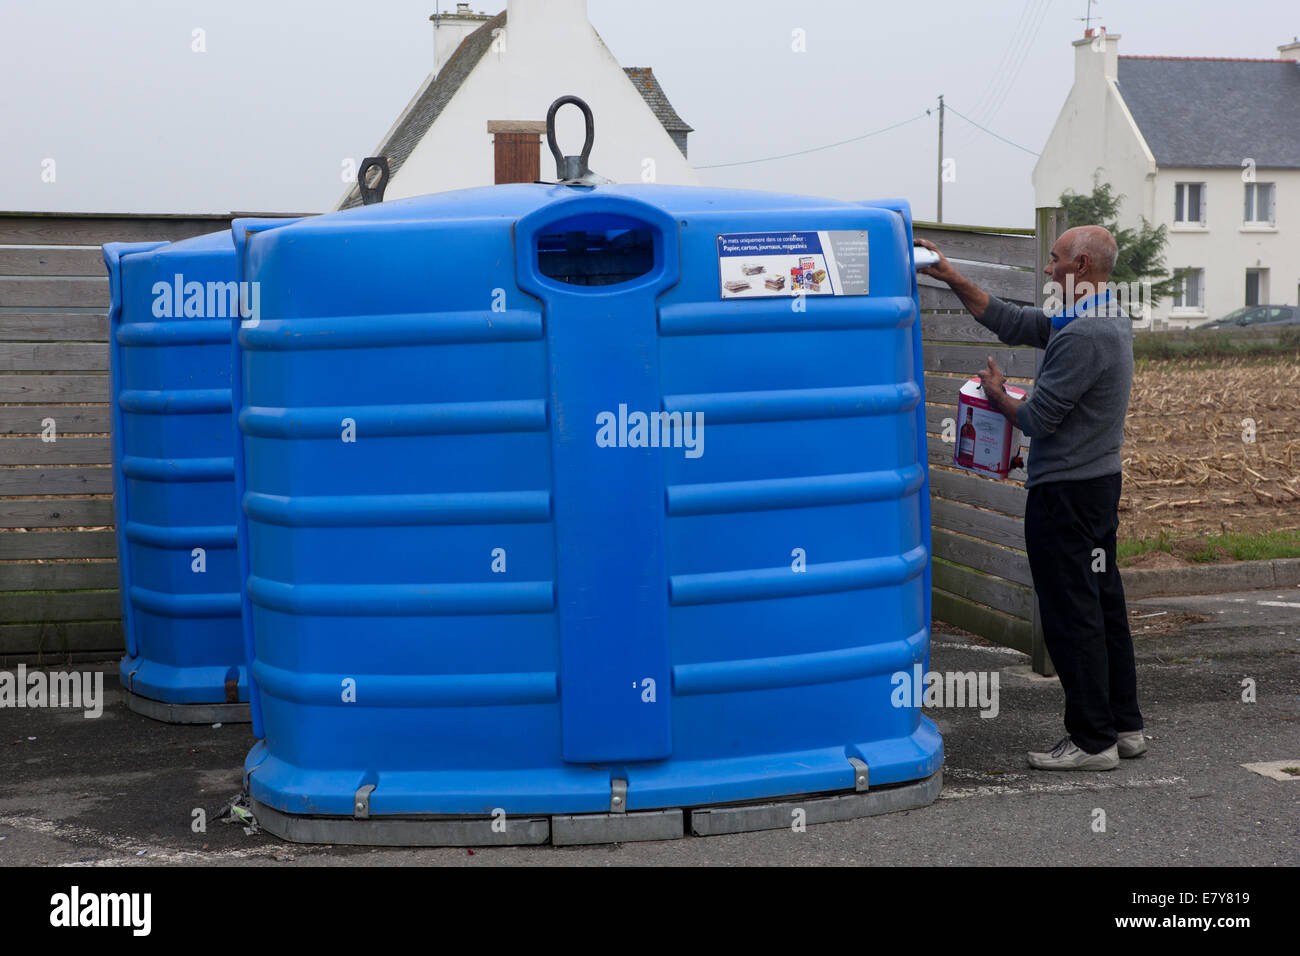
536, 218, 656, 287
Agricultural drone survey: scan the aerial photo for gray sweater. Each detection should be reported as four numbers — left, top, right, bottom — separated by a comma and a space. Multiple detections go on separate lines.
978, 295, 1133, 488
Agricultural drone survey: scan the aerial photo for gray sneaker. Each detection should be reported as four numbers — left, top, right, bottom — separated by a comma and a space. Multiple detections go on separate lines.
1117, 729, 1148, 758
1027, 736, 1120, 771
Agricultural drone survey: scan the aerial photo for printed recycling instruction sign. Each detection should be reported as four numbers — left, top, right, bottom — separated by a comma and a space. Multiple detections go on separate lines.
716, 230, 869, 299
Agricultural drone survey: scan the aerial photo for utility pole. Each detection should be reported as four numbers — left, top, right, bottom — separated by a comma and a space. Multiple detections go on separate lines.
936, 94, 945, 224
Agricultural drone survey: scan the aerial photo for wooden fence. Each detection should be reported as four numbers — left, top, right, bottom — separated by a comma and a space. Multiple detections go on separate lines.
2, 210, 1062, 673
0, 213, 305, 664
918, 209, 1064, 675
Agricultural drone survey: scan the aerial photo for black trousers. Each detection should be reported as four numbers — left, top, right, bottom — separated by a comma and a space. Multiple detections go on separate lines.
1024, 472, 1143, 753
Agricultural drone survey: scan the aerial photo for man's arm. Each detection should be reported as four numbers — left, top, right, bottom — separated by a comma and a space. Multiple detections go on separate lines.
914, 239, 1052, 349
1012, 333, 1101, 438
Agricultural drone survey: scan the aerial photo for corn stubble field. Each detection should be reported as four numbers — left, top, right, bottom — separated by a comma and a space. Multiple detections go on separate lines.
1119, 353, 1300, 562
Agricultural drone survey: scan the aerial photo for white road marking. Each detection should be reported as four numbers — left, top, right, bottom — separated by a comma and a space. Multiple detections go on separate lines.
932, 642, 1024, 656
1240, 761, 1300, 782
939, 775, 1185, 800
0, 813, 278, 866
1257, 601, 1300, 609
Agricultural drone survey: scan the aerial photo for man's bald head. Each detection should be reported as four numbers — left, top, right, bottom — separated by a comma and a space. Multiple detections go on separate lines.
1061, 225, 1118, 281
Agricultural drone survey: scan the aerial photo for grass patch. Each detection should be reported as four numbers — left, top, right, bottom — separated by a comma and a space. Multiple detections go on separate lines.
1132, 327, 1300, 361
1197, 529, 1300, 562
1118, 530, 1174, 562
1120, 529, 1300, 565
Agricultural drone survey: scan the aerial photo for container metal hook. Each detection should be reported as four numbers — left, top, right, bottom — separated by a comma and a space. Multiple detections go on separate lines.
546, 96, 608, 185
358, 156, 390, 205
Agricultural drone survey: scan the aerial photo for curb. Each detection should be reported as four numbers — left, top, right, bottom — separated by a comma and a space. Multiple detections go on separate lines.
1120, 557, 1300, 599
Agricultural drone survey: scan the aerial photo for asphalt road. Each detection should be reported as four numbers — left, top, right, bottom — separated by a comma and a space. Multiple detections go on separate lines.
1, 586, 1296, 867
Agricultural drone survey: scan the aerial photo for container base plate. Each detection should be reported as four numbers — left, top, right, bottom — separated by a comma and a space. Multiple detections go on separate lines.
689, 768, 944, 835
250, 800, 552, 847
123, 689, 251, 725
249, 770, 942, 847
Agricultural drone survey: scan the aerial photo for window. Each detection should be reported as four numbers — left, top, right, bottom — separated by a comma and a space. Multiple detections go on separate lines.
487, 120, 545, 185
1243, 183, 1276, 224
1242, 306, 1292, 326
1174, 183, 1207, 224
1172, 268, 1204, 310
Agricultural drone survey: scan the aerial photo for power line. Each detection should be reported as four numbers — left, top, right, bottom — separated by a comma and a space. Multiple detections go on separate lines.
978, 0, 1053, 131
964, 0, 1038, 124
944, 104, 1041, 156
959, 0, 1052, 145
695, 113, 931, 169
695, 103, 1037, 170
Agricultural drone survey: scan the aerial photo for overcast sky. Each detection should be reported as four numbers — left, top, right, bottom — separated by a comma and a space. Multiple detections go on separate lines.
2, 0, 1295, 227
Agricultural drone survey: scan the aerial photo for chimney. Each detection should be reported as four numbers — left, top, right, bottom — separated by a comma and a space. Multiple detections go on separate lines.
1072, 28, 1119, 83
431, 4, 495, 75
1279, 37, 1300, 62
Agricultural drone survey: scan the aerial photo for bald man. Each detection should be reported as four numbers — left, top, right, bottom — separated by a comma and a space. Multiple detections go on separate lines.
916, 226, 1144, 771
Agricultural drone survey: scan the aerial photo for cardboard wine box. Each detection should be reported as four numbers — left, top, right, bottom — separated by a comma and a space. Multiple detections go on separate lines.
954, 377, 1027, 479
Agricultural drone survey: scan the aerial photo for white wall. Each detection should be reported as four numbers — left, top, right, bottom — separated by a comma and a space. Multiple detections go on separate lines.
1033, 35, 1156, 237
1158, 167, 1300, 324
382, 0, 699, 201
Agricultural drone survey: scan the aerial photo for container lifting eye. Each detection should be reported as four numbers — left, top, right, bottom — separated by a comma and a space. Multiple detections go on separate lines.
358, 157, 390, 205
546, 95, 596, 184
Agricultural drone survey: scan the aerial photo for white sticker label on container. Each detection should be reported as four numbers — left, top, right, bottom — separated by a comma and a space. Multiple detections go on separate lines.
968, 405, 1007, 471
717, 230, 868, 299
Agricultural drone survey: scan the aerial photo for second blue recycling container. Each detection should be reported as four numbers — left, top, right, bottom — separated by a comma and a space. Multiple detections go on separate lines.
103, 232, 249, 721
233, 183, 941, 827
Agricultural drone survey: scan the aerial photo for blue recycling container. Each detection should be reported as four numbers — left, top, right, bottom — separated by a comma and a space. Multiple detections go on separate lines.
233, 184, 941, 836
103, 232, 249, 722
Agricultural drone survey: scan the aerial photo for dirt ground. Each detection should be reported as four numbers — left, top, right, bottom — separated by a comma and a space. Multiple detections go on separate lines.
1119, 355, 1300, 553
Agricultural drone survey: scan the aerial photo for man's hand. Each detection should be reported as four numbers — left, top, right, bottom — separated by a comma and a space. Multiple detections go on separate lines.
976, 355, 1006, 395
914, 238, 961, 284
913, 238, 990, 319
977, 355, 1021, 425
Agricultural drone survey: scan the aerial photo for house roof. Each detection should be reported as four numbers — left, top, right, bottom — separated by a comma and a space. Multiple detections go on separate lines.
340, 11, 506, 208
341, 12, 692, 208
1116, 56, 1300, 169
623, 67, 693, 133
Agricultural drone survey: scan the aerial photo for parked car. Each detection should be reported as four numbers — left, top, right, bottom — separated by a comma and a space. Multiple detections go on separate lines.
1197, 305, 1299, 329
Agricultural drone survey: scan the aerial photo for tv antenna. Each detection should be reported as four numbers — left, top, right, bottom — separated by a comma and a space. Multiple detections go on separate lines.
1076, 0, 1100, 33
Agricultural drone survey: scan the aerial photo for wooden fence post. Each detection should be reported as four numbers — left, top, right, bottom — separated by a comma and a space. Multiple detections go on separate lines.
1029, 206, 1065, 677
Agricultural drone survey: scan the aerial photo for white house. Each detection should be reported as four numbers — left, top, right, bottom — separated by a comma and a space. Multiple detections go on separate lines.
1033, 30, 1300, 326
336, 0, 698, 209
